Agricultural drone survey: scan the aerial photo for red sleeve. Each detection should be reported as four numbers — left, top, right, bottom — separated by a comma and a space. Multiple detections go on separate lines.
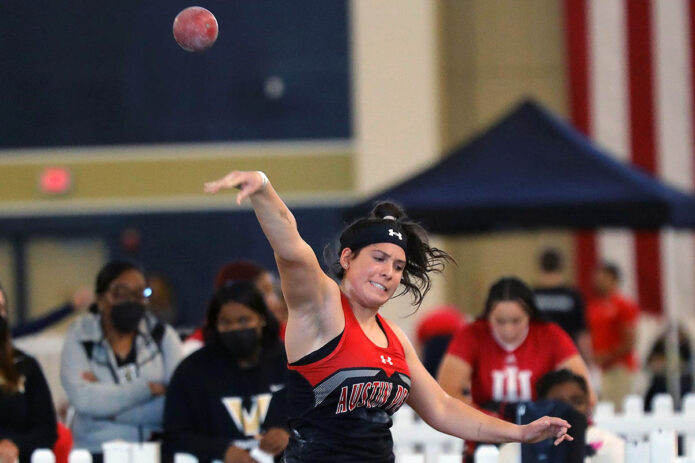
445, 324, 477, 365
185, 327, 204, 342
547, 323, 578, 365
618, 298, 640, 324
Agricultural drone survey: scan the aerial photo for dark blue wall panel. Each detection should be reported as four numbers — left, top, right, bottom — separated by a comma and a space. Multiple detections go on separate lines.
0, 1, 350, 148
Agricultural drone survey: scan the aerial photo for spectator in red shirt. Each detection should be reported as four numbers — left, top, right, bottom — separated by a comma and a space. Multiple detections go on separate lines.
437, 277, 594, 460
587, 262, 639, 410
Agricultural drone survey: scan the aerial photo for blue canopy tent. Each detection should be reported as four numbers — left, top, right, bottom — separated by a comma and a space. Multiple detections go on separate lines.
348, 100, 695, 233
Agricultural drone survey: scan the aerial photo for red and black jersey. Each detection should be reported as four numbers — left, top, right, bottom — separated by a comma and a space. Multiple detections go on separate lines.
283, 293, 411, 463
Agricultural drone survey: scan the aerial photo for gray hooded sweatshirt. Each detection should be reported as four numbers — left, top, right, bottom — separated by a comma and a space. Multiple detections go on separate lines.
60, 312, 183, 453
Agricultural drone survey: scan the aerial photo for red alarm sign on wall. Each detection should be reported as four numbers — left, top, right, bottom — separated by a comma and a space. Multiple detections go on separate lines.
39, 167, 72, 195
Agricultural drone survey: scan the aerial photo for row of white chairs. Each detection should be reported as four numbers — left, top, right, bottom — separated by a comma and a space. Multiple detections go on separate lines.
24, 393, 695, 463
391, 393, 695, 462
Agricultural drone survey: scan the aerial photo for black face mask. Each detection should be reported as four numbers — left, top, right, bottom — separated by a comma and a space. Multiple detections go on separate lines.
218, 327, 260, 359
110, 302, 145, 334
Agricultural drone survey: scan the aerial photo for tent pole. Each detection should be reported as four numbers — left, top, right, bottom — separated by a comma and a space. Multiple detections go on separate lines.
662, 228, 681, 409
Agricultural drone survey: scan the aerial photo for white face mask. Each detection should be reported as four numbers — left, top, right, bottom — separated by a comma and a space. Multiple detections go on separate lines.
491, 325, 529, 352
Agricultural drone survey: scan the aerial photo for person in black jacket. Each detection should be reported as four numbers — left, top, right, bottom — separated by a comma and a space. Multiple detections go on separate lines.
163, 280, 289, 463
0, 282, 57, 463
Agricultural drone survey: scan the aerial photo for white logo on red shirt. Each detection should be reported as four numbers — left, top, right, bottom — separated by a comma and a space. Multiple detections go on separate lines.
381, 355, 393, 365
491, 366, 533, 401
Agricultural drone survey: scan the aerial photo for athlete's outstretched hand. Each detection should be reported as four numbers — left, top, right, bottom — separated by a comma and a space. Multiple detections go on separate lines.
520, 416, 573, 446
204, 170, 267, 205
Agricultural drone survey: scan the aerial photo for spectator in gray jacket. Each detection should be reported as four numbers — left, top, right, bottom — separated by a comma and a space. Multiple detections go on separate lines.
60, 261, 182, 462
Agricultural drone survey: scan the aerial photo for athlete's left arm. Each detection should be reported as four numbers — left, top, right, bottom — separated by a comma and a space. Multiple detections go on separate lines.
558, 353, 597, 408
386, 321, 572, 445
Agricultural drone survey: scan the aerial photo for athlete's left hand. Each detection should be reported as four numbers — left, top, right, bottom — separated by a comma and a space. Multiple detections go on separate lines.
520, 416, 573, 445
257, 427, 290, 455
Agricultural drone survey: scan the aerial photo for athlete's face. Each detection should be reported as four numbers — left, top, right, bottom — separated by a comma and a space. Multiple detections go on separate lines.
340, 243, 406, 308
544, 381, 589, 416
488, 301, 530, 346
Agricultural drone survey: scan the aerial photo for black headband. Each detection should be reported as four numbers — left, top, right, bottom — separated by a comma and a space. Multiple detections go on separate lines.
340, 220, 408, 254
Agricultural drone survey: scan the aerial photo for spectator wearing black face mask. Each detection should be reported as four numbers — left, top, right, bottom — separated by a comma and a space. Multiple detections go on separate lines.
60, 261, 183, 462
0, 281, 57, 463
163, 280, 289, 463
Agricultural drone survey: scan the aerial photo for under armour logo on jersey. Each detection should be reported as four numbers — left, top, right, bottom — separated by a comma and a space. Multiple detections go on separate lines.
388, 229, 402, 240
381, 355, 393, 365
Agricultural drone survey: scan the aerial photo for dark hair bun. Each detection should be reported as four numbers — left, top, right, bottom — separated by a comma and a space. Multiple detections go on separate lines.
370, 201, 407, 221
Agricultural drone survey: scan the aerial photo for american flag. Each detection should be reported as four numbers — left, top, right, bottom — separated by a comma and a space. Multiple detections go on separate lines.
565, 0, 695, 319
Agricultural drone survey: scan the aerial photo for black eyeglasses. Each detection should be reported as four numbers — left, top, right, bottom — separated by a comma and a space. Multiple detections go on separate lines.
108, 283, 152, 305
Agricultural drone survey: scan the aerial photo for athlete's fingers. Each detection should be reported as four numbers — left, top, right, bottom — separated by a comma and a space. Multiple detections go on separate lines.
554, 433, 573, 446
204, 171, 242, 194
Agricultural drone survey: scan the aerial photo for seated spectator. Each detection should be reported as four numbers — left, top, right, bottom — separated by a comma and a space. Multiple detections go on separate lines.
437, 277, 594, 462
499, 369, 624, 463
414, 305, 466, 376
0, 281, 58, 463
60, 261, 183, 463
163, 280, 288, 463
183, 260, 285, 356
644, 328, 693, 411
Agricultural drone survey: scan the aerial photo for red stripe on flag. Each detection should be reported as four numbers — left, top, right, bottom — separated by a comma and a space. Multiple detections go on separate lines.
564, 0, 596, 297
565, 0, 590, 134
626, 0, 662, 314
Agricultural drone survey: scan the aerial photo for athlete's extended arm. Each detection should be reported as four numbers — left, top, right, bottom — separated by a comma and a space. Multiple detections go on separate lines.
390, 324, 572, 445
204, 171, 335, 315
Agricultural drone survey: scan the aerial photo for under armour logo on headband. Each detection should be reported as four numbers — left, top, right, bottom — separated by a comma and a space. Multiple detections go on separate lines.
388, 229, 403, 240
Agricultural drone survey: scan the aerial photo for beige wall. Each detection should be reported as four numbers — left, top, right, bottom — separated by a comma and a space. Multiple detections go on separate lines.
25, 238, 107, 318
350, 0, 446, 335
437, 0, 573, 310
350, 0, 442, 195
439, 0, 568, 150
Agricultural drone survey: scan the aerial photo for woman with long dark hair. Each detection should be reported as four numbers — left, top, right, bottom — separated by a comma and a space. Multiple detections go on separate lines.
437, 277, 593, 460
0, 282, 57, 463
163, 280, 288, 463
204, 170, 573, 462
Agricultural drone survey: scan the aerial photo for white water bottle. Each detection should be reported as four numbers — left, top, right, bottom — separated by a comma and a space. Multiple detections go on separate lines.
68, 449, 93, 463
30, 449, 55, 463
474, 445, 500, 463
174, 454, 199, 463
101, 440, 131, 463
